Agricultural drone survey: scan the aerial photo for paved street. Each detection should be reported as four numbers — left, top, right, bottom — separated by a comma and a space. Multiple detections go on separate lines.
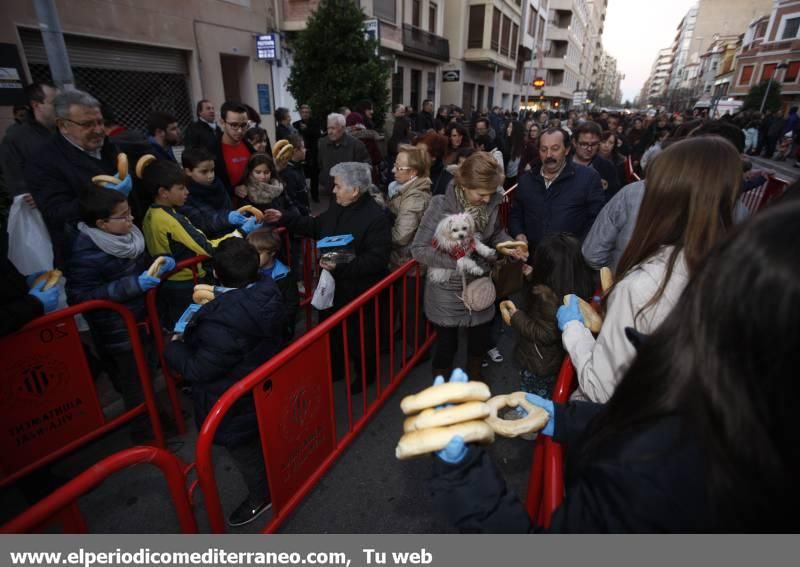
748, 155, 799, 183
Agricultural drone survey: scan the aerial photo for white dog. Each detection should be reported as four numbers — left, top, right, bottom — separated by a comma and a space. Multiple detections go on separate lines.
428, 213, 497, 283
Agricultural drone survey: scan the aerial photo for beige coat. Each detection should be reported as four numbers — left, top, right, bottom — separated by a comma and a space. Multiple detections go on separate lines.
388, 176, 432, 269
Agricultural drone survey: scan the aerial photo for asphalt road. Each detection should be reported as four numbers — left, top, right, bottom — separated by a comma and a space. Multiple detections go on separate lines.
748, 154, 799, 183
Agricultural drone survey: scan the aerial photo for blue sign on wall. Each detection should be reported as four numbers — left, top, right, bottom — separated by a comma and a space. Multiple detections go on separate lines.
257, 84, 271, 115
256, 34, 279, 61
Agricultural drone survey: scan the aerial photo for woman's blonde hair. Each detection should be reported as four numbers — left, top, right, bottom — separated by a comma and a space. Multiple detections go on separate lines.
454, 151, 504, 191
398, 144, 431, 178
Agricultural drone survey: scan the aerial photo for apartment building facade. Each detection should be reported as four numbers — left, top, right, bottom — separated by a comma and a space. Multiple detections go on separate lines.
1, 0, 279, 136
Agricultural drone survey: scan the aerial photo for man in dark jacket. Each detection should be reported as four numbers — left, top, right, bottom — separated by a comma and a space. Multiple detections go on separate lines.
26, 89, 119, 268
571, 121, 621, 200
416, 99, 435, 133
183, 100, 219, 156
275, 107, 296, 141
317, 113, 370, 196
265, 162, 391, 391
509, 128, 605, 251
146, 111, 180, 162
1, 81, 58, 198
293, 104, 322, 202
165, 238, 285, 527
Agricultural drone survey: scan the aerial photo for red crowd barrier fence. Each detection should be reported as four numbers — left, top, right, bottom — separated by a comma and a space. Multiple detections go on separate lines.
1, 446, 197, 533
0, 300, 165, 488
524, 355, 574, 529
740, 175, 789, 214
499, 183, 518, 229
194, 260, 435, 533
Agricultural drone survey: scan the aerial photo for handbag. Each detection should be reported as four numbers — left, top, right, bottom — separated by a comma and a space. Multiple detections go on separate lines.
460, 274, 496, 313
491, 257, 524, 299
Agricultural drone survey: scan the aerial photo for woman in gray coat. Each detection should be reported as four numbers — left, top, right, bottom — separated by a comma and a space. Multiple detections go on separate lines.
411, 152, 527, 380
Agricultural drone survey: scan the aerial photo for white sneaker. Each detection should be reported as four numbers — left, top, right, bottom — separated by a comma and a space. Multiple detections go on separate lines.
487, 347, 504, 363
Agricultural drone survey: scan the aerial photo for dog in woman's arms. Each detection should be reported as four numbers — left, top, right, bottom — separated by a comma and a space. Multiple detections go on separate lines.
427, 213, 497, 283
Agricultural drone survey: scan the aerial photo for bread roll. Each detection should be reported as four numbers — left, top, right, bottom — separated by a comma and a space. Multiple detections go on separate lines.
237, 205, 264, 223
485, 391, 549, 438
147, 257, 166, 277
117, 153, 129, 180
192, 284, 215, 305
91, 174, 120, 187
499, 300, 516, 325
135, 154, 156, 179
400, 381, 491, 415
495, 240, 529, 256
564, 295, 603, 334
403, 401, 490, 433
33, 269, 62, 291
395, 420, 494, 460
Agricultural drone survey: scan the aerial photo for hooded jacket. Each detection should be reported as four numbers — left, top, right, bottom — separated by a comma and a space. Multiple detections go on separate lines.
510, 284, 564, 378
164, 278, 285, 447
179, 177, 235, 239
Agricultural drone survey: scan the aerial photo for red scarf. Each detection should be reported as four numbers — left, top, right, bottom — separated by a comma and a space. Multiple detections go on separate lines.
432, 238, 476, 260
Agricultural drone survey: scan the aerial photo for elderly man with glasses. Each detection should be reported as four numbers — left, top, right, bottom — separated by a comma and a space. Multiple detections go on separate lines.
571, 120, 621, 199
26, 89, 120, 268
214, 101, 258, 201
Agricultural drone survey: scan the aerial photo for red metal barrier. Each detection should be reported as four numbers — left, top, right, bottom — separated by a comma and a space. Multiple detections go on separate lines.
1, 446, 197, 533
741, 175, 789, 213
195, 260, 434, 533
0, 300, 165, 488
624, 155, 641, 183
524, 355, 574, 529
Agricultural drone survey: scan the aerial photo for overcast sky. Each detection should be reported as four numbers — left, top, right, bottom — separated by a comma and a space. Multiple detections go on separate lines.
603, 0, 697, 102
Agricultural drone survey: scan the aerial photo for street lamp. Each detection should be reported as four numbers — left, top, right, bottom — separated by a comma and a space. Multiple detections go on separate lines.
760, 61, 789, 114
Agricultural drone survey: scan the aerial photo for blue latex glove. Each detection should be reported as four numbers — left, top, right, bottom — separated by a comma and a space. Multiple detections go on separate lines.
239, 217, 263, 235
25, 270, 47, 288
137, 272, 161, 292
556, 294, 584, 331
101, 174, 133, 197
521, 393, 555, 436
434, 368, 470, 465
28, 280, 59, 314
157, 256, 176, 276
227, 211, 247, 226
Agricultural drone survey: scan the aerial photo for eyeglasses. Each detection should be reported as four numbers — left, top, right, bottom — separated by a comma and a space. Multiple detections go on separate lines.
106, 212, 133, 222
392, 165, 413, 171
225, 122, 249, 130
62, 118, 104, 129
577, 142, 599, 149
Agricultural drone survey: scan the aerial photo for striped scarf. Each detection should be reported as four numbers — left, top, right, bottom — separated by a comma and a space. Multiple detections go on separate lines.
455, 185, 489, 233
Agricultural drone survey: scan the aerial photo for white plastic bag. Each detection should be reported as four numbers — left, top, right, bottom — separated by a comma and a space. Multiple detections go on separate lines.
311, 269, 335, 310
7, 194, 53, 274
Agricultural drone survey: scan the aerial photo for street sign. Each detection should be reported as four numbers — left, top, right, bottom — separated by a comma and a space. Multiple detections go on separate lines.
256, 33, 279, 61
533, 77, 545, 88
363, 19, 380, 56
442, 70, 460, 82
572, 90, 587, 106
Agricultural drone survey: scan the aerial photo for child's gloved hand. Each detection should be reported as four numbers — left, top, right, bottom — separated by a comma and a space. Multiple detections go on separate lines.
556, 294, 584, 331
157, 256, 176, 276
522, 393, 555, 436
101, 174, 133, 197
434, 368, 471, 465
25, 270, 47, 288
137, 272, 161, 292
239, 217, 263, 235
227, 211, 248, 226
28, 280, 59, 313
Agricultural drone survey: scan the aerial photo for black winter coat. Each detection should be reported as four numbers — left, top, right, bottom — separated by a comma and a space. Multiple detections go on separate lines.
183, 121, 219, 157
164, 279, 285, 447
65, 231, 151, 353
1, 118, 52, 197
26, 134, 119, 268
281, 161, 311, 216
0, 225, 44, 337
179, 178, 235, 239
430, 401, 708, 533
508, 160, 605, 249
282, 193, 391, 308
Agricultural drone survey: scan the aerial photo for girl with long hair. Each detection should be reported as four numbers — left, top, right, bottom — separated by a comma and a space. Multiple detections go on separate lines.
560, 136, 741, 403
502, 121, 526, 187
444, 123, 473, 165
431, 201, 800, 532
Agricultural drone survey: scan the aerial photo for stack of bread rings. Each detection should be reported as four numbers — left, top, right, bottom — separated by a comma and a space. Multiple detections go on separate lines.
271, 140, 294, 164
91, 153, 130, 187
495, 240, 529, 256
396, 381, 556, 458
192, 284, 216, 305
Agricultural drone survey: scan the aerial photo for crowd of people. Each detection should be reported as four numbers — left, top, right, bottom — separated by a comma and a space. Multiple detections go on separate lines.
2, 79, 799, 532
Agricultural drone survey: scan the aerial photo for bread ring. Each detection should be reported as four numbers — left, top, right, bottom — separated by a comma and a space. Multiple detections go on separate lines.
274, 142, 294, 163
91, 174, 120, 187
147, 257, 166, 277
272, 139, 290, 157
495, 240, 529, 256
499, 300, 516, 325
395, 420, 494, 460
485, 391, 550, 438
192, 284, 216, 305
600, 267, 613, 293
403, 401, 490, 433
237, 205, 264, 223
33, 269, 63, 291
400, 381, 491, 415
564, 295, 603, 334
117, 153, 129, 180
135, 154, 157, 178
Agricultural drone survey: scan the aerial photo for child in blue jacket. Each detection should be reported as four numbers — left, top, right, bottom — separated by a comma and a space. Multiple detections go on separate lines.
66, 185, 175, 441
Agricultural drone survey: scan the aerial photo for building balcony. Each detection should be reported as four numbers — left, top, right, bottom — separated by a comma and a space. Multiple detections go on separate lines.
547, 26, 569, 42
402, 24, 449, 62
463, 48, 516, 70
544, 56, 566, 70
